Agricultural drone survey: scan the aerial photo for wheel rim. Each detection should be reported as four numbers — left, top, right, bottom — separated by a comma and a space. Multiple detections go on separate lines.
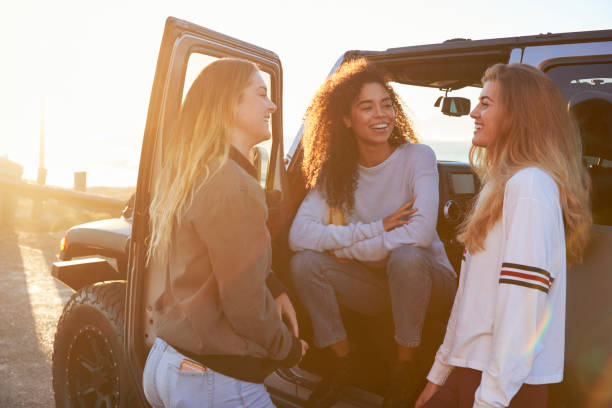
65, 325, 119, 408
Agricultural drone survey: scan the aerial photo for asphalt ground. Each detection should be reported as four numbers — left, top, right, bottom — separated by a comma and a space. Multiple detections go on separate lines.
0, 228, 72, 407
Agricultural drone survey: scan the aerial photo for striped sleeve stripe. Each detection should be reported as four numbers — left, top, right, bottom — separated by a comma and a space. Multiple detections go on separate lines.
501, 270, 551, 287
499, 263, 552, 293
501, 262, 554, 283
499, 278, 549, 293
501, 262, 551, 280
499, 263, 553, 293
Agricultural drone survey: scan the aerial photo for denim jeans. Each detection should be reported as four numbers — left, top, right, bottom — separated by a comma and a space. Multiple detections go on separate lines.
142, 338, 276, 408
291, 245, 457, 348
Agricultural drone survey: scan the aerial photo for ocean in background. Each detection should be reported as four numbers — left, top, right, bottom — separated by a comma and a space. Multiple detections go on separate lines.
427, 140, 471, 163
14, 139, 470, 189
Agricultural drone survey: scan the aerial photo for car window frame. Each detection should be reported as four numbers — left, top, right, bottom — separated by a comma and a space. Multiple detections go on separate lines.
125, 18, 285, 406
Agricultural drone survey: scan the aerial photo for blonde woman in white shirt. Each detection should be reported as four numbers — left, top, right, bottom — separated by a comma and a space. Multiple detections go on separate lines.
415, 64, 592, 408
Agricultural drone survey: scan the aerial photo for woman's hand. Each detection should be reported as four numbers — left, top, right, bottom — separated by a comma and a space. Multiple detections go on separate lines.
274, 293, 299, 337
328, 250, 350, 264
300, 339, 309, 359
383, 198, 417, 231
414, 381, 440, 408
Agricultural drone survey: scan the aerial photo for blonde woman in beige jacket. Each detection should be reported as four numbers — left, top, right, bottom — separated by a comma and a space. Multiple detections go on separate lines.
142, 58, 307, 408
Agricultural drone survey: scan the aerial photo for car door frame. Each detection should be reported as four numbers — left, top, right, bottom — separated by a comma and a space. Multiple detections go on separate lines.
532, 52, 612, 407
124, 17, 286, 406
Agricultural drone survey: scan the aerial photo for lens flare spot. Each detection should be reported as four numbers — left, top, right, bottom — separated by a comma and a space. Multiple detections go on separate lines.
522, 305, 552, 356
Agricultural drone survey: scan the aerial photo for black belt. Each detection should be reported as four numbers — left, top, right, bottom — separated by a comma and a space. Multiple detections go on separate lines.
166, 341, 278, 383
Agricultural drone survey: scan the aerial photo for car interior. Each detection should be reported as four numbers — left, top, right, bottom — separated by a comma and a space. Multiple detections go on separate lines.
277, 56, 612, 401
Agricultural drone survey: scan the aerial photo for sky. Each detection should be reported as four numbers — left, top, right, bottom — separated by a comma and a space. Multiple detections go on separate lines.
0, 0, 610, 187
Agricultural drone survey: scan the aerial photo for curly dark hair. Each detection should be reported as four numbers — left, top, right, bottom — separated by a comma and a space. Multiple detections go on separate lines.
301, 58, 418, 211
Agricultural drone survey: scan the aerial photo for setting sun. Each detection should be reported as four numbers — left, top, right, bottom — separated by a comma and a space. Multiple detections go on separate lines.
2, 0, 610, 187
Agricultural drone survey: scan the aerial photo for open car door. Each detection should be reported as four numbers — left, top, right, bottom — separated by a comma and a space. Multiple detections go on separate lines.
125, 17, 289, 406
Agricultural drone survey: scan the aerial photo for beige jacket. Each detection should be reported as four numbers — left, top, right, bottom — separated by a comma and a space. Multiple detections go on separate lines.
153, 155, 298, 367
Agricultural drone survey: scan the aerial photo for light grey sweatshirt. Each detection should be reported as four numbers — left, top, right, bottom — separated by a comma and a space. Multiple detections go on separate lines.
289, 143, 454, 273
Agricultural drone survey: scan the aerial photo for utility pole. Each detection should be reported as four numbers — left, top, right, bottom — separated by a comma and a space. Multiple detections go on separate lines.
37, 98, 47, 185
31, 98, 47, 219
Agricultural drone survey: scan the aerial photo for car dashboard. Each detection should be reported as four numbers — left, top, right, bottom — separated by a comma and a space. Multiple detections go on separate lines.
436, 161, 479, 272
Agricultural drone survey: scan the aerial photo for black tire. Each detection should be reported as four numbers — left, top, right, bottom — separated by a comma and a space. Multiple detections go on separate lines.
52, 280, 134, 408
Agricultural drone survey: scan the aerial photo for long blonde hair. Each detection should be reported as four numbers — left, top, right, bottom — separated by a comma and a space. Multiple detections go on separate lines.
458, 63, 592, 265
148, 58, 258, 265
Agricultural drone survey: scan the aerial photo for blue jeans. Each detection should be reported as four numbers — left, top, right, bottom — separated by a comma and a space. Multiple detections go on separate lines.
142, 338, 276, 408
291, 245, 457, 348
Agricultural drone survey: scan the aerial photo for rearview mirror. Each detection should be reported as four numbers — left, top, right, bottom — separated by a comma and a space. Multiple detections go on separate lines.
435, 96, 471, 117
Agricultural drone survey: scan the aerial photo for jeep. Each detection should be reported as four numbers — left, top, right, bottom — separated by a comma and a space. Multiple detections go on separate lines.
50, 17, 612, 407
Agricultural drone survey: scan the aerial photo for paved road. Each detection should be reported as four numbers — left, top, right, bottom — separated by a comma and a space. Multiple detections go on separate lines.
0, 229, 73, 407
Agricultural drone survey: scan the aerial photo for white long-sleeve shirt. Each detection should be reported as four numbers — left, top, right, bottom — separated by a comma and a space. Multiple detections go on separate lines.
289, 143, 454, 273
427, 167, 566, 408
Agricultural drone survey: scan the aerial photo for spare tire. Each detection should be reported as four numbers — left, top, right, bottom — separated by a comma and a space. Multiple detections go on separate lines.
52, 280, 135, 407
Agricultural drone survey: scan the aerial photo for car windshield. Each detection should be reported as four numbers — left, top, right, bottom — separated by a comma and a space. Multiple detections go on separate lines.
546, 62, 612, 102
390, 82, 481, 163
